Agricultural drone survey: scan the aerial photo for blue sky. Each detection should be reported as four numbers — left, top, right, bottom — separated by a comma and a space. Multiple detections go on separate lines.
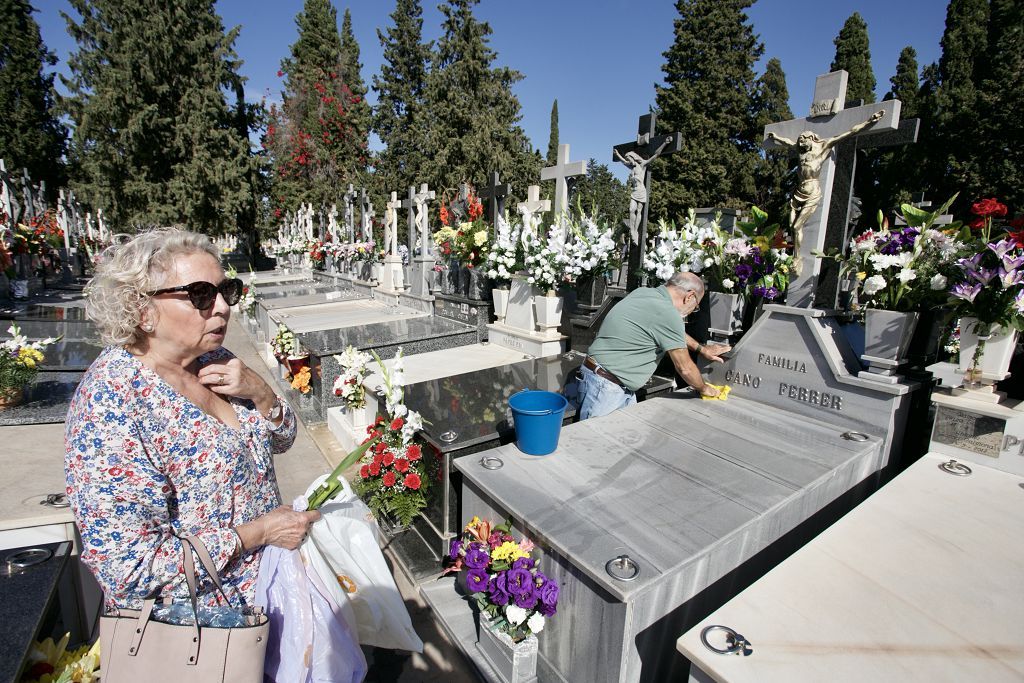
34, 0, 949, 182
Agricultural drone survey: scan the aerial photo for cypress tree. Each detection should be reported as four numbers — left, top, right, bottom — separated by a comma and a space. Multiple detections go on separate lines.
652, 0, 763, 218
0, 0, 66, 195
885, 46, 919, 116
877, 47, 921, 211
830, 12, 876, 104
751, 57, 794, 223
546, 100, 559, 165
422, 0, 539, 202
62, 0, 254, 233
267, 0, 369, 216
372, 0, 432, 200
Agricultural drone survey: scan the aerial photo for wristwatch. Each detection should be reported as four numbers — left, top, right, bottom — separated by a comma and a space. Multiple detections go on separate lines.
264, 395, 284, 422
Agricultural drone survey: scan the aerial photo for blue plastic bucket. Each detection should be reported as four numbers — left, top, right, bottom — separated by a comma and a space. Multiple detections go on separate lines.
509, 389, 569, 455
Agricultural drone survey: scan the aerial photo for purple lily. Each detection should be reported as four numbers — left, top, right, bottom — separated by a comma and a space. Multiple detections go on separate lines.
1015, 290, 1024, 314
957, 253, 984, 271
998, 266, 1024, 289
1001, 253, 1024, 271
951, 282, 982, 303
987, 239, 1016, 259
969, 267, 997, 285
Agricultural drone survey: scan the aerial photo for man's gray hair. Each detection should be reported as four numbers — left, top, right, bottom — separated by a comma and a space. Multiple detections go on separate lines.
665, 271, 705, 296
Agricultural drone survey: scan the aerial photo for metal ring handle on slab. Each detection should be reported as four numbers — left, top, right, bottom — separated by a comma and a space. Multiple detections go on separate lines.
841, 431, 869, 442
480, 456, 504, 471
701, 625, 751, 656
39, 492, 70, 508
939, 459, 972, 476
6, 548, 53, 572
605, 554, 640, 581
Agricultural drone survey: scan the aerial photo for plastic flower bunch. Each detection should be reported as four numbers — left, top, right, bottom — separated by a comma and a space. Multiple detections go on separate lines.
486, 213, 524, 285
353, 348, 431, 527
444, 517, 558, 643
332, 345, 373, 410
1, 323, 60, 392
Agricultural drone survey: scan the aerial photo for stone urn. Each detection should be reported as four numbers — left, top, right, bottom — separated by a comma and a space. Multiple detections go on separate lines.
467, 267, 491, 301
492, 287, 510, 323
575, 275, 608, 311
535, 291, 563, 331
862, 309, 920, 365
958, 317, 1019, 382
475, 623, 538, 683
707, 291, 747, 338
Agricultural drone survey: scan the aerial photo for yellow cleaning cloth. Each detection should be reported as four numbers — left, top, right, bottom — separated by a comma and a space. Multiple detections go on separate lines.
701, 384, 731, 401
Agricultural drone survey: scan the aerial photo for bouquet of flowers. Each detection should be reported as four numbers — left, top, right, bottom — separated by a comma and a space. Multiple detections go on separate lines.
731, 207, 792, 301
308, 239, 326, 269
236, 282, 256, 317
271, 323, 298, 362
22, 632, 100, 683
2, 324, 60, 398
290, 366, 312, 394
556, 212, 617, 284
522, 226, 563, 291
455, 221, 491, 269
332, 345, 372, 410
438, 186, 489, 268
444, 516, 558, 642
351, 240, 378, 262
432, 226, 459, 262
642, 214, 715, 283
352, 348, 431, 527
948, 235, 1024, 334
486, 214, 524, 286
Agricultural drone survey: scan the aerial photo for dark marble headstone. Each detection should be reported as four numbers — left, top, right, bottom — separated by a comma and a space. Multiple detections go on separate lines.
0, 305, 89, 322
15, 321, 100, 343
38, 340, 102, 372
0, 372, 83, 426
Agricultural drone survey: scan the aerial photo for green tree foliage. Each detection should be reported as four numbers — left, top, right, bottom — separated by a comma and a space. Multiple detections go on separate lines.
569, 159, 627, 229
885, 46, 919, 116
266, 0, 370, 217
62, 0, 254, 233
651, 0, 763, 219
372, 0, 432, 202
876, 47, 920, 211
422, 0, 539, 204
830, 12, 876, 104
0, 0, 66, 195
750, 57, 794, 224
546, 99, 559, 165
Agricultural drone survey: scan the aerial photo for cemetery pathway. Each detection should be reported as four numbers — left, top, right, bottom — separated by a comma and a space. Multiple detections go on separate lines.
225, 315, 478, 682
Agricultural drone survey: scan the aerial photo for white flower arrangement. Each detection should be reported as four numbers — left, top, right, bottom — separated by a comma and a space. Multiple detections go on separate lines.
372, 348, 424, 446
642, 214, 717, 283
332, 345, 373, 411
486, 214, 524, 284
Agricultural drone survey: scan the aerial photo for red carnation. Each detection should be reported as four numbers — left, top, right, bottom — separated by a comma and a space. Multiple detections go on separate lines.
382, 451, 395, 467
390, 417, 404, 431
403, 473, 421, 490
374, 441, 387, 454
406, 444, 422, 461
969, 216, 985, 229
359, 464, 370, 479
382, 471, 397, 487
972, 198, 1008, 218
368, 462, 381, 477
372, 453, 384, 467
1010, 230, 1024, 250
394, 458, 410, 473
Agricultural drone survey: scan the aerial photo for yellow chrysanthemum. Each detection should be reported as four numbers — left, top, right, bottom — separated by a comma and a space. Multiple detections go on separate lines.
490, 541, 527, 562
856, 271, 867, 281
465, 515, 481, 531
473, 230, 488, 247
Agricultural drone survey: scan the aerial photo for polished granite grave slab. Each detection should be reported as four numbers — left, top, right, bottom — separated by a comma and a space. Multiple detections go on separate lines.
251, 278, 319, 294
0, 372, 83, 426
443, 396, 885, 682
38, 340, 102, 372
270, 299, 423, 335
255, 285, 367, 336
0, 304, 89, 322
14, 321, 100, 343
257, 283, 350, 303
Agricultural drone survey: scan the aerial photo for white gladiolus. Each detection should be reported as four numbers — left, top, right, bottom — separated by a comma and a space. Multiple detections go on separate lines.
897, 268, 917, 283
863, 275, 887, 295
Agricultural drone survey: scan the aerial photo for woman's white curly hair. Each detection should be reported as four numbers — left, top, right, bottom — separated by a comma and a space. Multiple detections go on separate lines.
85, 228, 220, 347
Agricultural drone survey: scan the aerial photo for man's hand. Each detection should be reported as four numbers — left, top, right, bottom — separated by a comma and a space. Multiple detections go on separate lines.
700, 343, 731, 364
699, 384, 721, 398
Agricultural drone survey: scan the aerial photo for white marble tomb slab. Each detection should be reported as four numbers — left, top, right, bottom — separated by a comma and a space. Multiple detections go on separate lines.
270, 299, 427, 334
677, 452, 1024, 683
364, 343, 532, 388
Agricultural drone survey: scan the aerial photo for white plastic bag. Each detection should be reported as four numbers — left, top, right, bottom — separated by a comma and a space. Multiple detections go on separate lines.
300, 475, 424, 653
254, 544, 367, 683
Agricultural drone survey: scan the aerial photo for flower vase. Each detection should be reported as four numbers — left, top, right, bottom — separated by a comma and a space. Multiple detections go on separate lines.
446, 260, 460, 295
575, 276, 607, 311
492, 287, 510, 323
11, 279, 29, 300
707, 291, 747, 338
475, 623, 538, 683
286, 354, 310, 378
458, 265, 471, 298
467, 268, 491, 301
957, 317, 1019, 382
0, 386, 26, 410
861, 309, 919, 365
534, 292, 563, 331
371, 262, 382, 284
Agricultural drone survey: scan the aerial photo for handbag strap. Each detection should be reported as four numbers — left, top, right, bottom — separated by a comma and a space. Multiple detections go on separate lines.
179, 534, 232, 605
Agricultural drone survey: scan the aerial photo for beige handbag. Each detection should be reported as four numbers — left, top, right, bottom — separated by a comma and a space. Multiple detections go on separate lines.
99, 535, 269, 683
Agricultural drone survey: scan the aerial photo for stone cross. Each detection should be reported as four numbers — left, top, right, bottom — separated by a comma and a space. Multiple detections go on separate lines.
517, 184, 550, 247
478, 171, 511, 237
540, 143, 586, 219
412, 183, 435, 256
20, 168, 36, 222
0, 159, 17, 223
385, 191, 402, 256
328, 204, 339, 242
612, 112, 682, 291
360, 188, 374, 241
343, 185, 357, 242
764, 70, 902, 308
97, 207, 108, 241
401, 185, 418, 256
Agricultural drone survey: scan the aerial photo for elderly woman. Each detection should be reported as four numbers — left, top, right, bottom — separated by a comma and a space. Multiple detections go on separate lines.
65, 228, 320, 612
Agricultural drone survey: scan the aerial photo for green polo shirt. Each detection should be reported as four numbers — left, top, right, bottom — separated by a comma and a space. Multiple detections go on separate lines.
588, 285, 687, 391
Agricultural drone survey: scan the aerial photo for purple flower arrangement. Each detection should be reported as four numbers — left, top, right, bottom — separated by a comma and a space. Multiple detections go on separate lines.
949, 237, 1024, 332
444, 516, 559, 642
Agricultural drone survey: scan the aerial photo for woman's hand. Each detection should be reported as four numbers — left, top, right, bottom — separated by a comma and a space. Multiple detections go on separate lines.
198, 357, 276, 411
236, 506, 321, 552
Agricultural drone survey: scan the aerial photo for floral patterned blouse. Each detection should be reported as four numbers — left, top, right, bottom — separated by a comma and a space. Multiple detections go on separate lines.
65, 345, 297, 611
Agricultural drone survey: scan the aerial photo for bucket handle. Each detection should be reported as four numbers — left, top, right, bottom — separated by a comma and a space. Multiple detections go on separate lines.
510, 388, 557, 416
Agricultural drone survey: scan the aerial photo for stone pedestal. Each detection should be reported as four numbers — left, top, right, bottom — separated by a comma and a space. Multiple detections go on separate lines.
486, 277, 566, 357
377, 256, 406, 295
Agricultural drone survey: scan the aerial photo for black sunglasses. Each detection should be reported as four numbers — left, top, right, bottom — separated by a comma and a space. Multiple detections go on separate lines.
148, 278, 244, 310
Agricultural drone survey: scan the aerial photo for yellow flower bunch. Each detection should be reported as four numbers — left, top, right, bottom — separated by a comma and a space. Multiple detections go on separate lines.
19, 347, 44, 368
473, 230, 488, 247
491, 540, 528, 562
290, 366, 311, 394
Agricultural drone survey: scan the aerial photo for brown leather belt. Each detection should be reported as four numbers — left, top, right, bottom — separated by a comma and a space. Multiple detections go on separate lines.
583, 356, 624, 387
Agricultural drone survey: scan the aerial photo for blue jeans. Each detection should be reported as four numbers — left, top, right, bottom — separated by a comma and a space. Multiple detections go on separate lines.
576, 366, 636, 420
